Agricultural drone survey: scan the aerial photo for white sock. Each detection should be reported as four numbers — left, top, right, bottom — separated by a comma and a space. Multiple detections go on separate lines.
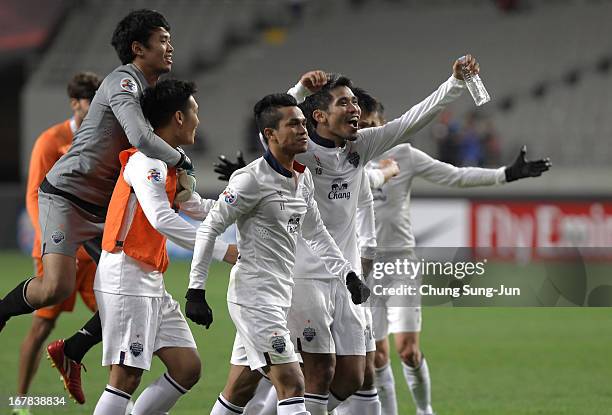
131, 373, 188, 415
375, 362, 398, 415
277, 397, 309, 415
245, 376, 277, 415
335, 389, 381, 415
211, 394, 244, 414
327, 391, 344, 411
402, 358, 433, 414
93, 385, 131, 415
304, 393, 328, 415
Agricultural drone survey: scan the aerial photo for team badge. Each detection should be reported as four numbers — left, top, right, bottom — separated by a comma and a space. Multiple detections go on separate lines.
130, 341, 144, 357
287, 214, 301, 234
347, 151, 360, 168
223, 187, 238, 206
51, 230, 65, 245
271, 335, 286, 353
147, 168, 162, 183
303, 326, 316, 342
120, 77, 138, 94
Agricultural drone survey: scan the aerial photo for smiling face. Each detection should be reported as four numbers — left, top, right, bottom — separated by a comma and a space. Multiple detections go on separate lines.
315, 85, 361, 141
266, 106, 309, 156
176, 96, 199, 146
136, 27, 173, 75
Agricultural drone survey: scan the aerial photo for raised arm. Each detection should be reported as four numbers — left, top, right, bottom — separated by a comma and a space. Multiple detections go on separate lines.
359, 57, 478, 162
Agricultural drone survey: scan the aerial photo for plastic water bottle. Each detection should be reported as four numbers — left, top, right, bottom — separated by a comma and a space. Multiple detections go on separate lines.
461, 59, 490, 106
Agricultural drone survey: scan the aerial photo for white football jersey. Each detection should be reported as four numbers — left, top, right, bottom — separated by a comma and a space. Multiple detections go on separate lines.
290, 76, 466, 279
94, 151, 227, 297
189, 151, 352, 307
366, 143, 505, 249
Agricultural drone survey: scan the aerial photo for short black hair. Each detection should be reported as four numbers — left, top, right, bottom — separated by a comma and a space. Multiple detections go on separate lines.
141, 79, 196, 129
111, 9, 170, 65
352, 87, 384, 117
300, 73, 353, 128
253, 93, 298, 143
67, 71, 101, 101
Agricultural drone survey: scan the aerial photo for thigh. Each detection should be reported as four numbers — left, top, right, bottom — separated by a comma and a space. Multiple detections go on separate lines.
222, 364, 262, 406
38, 192, 103, 259
154, 292, 196, 351
97, 291, 161, 371
332, 280, 366, 357
229, 302, 297, 371
288, 279, 335, 354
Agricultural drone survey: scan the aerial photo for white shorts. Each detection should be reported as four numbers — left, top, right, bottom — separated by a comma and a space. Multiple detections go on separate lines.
228, 302, 298, 370
287, 278, 366, 356
371, 296, 422, 341
96, 290, 196, 370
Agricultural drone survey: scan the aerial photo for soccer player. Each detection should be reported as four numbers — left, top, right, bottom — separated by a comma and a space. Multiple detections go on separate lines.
92, 79, 232, 415
188, 93, 368, 415
0, 9, 195, 403
12, 72, 101, 415
278, 58, 479, 415
355, 87, 551, 415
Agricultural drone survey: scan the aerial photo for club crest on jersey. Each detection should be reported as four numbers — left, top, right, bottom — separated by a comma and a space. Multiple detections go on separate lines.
120, 77, 138, 94
313, 154, 323, 175
303, 326, 316, 342
223, 187, 238, 206
130, 341, 143, 357
147, 168, 162, 183
347, 151, 360, 168
271, 335, 286, 353
328, 178, 351, 200
51, 230, 65, 245
287, 214, 301, 234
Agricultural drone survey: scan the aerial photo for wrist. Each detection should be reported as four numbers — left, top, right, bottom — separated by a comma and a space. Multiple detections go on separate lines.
185, 288, 205, 302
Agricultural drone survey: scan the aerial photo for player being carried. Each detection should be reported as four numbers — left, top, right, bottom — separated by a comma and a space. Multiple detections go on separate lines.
0, 9, 196, 404
93, 79, 234, 415
188, 93, 369, 415
353, 87, 550, 415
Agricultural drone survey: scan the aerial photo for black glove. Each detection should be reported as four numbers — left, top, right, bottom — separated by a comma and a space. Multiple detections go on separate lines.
504, 146, 551, 182
346, 271, 371, 305
214, 151, 246, 181
185, 288, 213, 329
176, 147, 194, 171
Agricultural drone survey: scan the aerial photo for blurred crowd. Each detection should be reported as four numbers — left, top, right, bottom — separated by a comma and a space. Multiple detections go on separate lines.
432, 110, 502, 168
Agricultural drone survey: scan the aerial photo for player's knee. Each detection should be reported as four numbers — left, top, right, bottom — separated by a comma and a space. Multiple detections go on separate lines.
180, 358, 201, 390
374, 347, 389, 368
31, 317, 56, 340
39, 282, 72, 305
332, 365, 364, 398
115, 370, 143, 395
277, 374, 305, 398
398, 345, 421, 367
362, 362, 376, 390
305, 362, 334, 393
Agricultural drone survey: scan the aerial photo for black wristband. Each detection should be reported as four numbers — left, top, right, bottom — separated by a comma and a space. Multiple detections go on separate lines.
185, 288, 205, 302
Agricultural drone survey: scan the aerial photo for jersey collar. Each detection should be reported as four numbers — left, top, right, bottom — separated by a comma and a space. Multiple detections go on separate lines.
309, 130, 336, 148
264, 149, 305, 177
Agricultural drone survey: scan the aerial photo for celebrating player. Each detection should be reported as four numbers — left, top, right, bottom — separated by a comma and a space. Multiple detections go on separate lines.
0, 9, 195, 404
12, 72, 101, 415
278, 58, 475, 415
355, 87, 551, 415
92, 79, 233, 415
188, 93, 367, 415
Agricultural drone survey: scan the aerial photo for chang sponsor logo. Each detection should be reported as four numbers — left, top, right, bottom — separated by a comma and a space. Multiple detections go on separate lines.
328, 178, 351, 200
